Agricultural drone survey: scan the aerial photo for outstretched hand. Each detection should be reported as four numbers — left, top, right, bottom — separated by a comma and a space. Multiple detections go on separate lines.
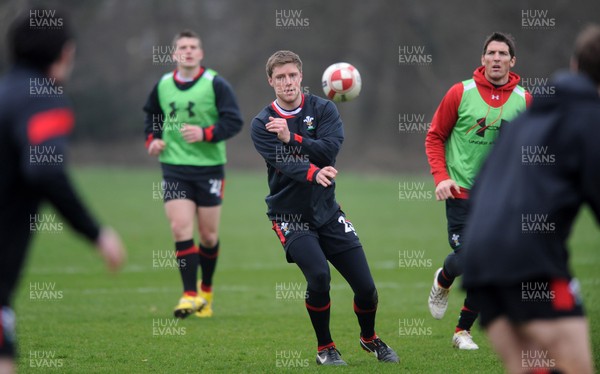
96, 227, 126, 272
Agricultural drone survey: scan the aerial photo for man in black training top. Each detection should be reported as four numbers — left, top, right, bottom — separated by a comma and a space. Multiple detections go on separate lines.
463, 25, 600, 374
251, 50, 399, 366
0, 11, 125, 374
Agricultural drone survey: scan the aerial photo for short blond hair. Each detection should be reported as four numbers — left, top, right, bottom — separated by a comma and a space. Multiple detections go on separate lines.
266, 50, 302, 78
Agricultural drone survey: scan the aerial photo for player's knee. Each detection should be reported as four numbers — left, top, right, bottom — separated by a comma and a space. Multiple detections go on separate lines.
370, 288, 379, 305
170, 219, 193, 240
356, 287, 378, 306
199, 232, 218, 248
307, 271, 330, 293
444, 251, 464, 278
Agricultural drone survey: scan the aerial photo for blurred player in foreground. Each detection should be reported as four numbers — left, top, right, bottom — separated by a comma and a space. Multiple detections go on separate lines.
425, 32, 532, 349
463, 25, 600, 374
143, 30, 243, 318
0, 10, 125, 374
251, 50, 399, 366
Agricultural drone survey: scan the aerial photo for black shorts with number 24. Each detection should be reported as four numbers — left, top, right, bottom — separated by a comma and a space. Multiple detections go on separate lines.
160, 164, 224, 207
271, 209, 362, 263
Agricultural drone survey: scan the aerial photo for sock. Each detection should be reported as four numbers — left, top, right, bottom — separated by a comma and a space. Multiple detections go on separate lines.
354, 296, 377, 339
317, 342, 336, 352
456, 297, 478, 331
198, 241, 219, 291
360, 333, 378, 343
200, 282, 212, 294
175, 240, 199, 295
437, 267, 454, 289
305, 288, 333, 349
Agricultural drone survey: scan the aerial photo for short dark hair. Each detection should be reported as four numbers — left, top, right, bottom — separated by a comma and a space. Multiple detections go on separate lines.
482, 32, 516, 58
574, 24, 600, 85
8, 9, 72, 71
266, 50, 302, 78
172, 30, 202, 48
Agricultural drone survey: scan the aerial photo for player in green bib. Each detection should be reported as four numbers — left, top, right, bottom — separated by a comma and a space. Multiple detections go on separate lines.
425, 32, 532, 350
143, 30, 243, 319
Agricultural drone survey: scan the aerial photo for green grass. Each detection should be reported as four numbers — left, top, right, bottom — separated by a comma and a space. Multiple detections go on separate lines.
13, 167, 600, 373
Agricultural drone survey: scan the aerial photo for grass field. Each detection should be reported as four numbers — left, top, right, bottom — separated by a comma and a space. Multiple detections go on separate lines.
13, 167, 600, 373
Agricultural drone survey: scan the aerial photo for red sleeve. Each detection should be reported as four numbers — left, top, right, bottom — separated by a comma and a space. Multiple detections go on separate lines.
425, 83, 463, 186
306, 164, 320, 183
203, 125, 215, 142
525, 90, 533, 108
27, 108, 74, 145
145, 133, 154, 148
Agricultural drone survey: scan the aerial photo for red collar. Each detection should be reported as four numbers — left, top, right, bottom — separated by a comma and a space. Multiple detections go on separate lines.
270, 94, 305, 119
173, 67, 205, 84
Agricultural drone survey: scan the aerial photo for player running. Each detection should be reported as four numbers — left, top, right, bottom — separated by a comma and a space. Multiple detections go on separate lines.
143, 30, 243, 318
463, 25, 600, 374
0, 11, 125, 374
425, 32, 532, 349
251, 50, 399, 366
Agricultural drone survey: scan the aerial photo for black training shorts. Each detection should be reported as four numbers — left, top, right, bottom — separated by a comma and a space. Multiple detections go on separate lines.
160, 164, 224, 206
469, 278, 585, 328
271, 209, 362, 263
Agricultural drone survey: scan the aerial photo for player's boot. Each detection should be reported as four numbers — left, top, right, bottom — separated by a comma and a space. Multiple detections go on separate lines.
173, 294, 206, 319
316, 346, 347, 366
195, 282, 213, 318
452, 330, 479, 350
428, 267, 450, 319
360, 336, 400, 363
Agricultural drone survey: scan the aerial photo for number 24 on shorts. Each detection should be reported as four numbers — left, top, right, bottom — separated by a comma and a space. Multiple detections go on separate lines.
338, 215, 357, 236
209, 179, 223, 198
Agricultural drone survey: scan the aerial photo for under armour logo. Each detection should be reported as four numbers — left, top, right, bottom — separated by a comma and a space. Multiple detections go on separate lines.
491, 95, 500, 100
186, 101, 195, 117
168, 101, 196, 117
473, 118, 508, 137
474, 118, 487, 137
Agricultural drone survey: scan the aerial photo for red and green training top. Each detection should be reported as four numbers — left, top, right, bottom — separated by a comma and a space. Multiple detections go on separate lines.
425, 66, 533, 198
